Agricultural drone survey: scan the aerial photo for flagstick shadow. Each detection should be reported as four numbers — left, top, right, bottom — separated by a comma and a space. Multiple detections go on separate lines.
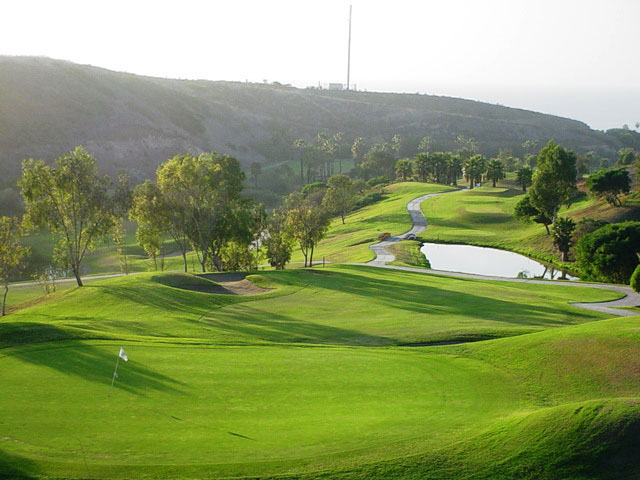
10, 340, 185, 396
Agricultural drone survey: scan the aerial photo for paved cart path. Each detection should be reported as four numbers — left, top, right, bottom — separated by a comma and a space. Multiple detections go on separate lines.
364, 189, 640, 317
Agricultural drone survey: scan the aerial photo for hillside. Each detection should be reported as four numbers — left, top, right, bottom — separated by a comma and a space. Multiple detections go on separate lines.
0, 56, 633, 182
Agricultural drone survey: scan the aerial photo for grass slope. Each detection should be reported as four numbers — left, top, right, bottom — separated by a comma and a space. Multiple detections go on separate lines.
420, 183, 640, 266
0, 267, 637, 479
291, 182, 456, 265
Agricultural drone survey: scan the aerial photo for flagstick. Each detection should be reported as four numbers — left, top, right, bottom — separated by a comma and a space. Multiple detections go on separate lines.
111, 356, 120, 387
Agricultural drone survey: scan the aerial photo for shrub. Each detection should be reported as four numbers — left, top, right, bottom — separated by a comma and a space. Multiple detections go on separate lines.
575, 221, 640, 283
631, 263, 640, 292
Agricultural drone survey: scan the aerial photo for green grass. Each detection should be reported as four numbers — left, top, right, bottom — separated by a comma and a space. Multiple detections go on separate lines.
291, 182, 456, 264
1, 266, 637, 479
387, 240, 431, 268
419, 184, 640, 267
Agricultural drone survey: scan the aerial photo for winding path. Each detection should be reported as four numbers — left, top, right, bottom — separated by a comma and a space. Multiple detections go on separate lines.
364, 190, 640, 317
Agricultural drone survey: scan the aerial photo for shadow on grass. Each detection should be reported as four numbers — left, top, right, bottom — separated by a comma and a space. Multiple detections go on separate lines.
0, 449, 39, 479
7, 334, 185, 396
276, 267, 603, 329
198, 303, 394, 346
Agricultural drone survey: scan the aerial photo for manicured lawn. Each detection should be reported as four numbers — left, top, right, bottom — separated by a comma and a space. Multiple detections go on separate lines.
0, 343, 520, 478
3, 266, 621, 347
1, 267, 636, 479
420, 185, 640, 265
291, 182, 456, 264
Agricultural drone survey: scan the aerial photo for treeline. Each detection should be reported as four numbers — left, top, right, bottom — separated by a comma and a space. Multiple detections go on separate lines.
509, 141, 639, 287
0, 147, 370, 316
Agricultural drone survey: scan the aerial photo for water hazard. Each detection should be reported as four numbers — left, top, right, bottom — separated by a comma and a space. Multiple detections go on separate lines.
420, 242, 577, 280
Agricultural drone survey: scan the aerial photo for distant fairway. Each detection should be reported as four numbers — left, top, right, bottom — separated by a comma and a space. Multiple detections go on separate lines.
1, 266, 639, 479
419, 184, 640, 264
290, 182, 457, 265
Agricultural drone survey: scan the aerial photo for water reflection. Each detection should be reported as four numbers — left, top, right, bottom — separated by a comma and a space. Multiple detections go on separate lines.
420, 242, 577, 280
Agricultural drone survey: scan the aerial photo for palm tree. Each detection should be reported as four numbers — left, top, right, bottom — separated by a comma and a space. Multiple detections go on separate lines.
395, 159, 413, 182
486, 159, 506, 187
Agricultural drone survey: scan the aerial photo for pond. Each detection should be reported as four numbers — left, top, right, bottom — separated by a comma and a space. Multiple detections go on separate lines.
419, 242, 577, 280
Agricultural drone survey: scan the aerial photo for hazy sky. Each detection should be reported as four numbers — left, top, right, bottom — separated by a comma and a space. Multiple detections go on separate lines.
2, 0, 639, 130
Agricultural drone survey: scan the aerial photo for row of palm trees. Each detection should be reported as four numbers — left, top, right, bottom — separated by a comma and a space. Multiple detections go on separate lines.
394, 152, 507, 188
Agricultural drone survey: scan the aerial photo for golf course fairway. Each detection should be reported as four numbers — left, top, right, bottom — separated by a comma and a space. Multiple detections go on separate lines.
2, 266, 640, 479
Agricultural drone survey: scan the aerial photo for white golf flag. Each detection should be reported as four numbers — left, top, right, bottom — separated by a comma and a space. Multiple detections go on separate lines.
119, 348, 128, 362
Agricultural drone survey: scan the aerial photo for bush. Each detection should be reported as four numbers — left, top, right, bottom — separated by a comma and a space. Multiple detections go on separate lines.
366, 176, 390, 187
585, 167, 631, 206
572, 218, 608, 244
631, 263, 640, 292
575, 221, 640, 283
353, 191, 385, 209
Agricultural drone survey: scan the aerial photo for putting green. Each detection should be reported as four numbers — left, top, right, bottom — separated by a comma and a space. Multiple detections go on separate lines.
0, 342, 519, 476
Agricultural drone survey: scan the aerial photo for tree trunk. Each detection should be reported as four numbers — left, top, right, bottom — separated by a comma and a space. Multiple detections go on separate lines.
522, 184, 527, 192
73, 265, 83, 287
561, 250, 568, 262
309, 245, 314, 267
544, 223, 550, 235
182, 251, 188, 272
492, 179, 496, 187
341, 213, 345, 224
2, 282, 8, 316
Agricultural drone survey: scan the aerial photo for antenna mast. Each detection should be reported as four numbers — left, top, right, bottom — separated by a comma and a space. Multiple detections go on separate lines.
347, 5, 352, 90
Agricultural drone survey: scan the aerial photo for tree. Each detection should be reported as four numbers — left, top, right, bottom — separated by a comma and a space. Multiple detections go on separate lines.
131, 180, 190, 272
360, 147, 395, 180
264, 206, 294, 269
463, 154, 486, 188
551, 217, 576, 262
455, 135, 478, 159
514, 195, 552, 233
516, 166, 533, 192
572, 218, 608, 245
526, 141, 577, 234
522, 139, 538, 156
250, 161, 262, 187
220, 203, 266, 272
445, 155, 463, 186
618, 148, 635, 165
413, 153, 431, 182
285, 192, 330, 267
486, 158, 505, 187
0, 216, 29, 316
351, 137, 368, 167
395, 158, 413, 182
135, 222, 164, 271
586, 168, 631, 206
113, 222, 131, 275
576, 156, 589, 178
431, 152, 450, 184
575, 221, 640, 283
322, 175, 355, 224
19, 147, 116, 286
390, 134, 403, 159
418, 136, 433, 153
156, 152, 247, 272
293, 139, 309, 183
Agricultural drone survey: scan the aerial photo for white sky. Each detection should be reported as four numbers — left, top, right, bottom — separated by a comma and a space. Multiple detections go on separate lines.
2, 0, 639, 130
